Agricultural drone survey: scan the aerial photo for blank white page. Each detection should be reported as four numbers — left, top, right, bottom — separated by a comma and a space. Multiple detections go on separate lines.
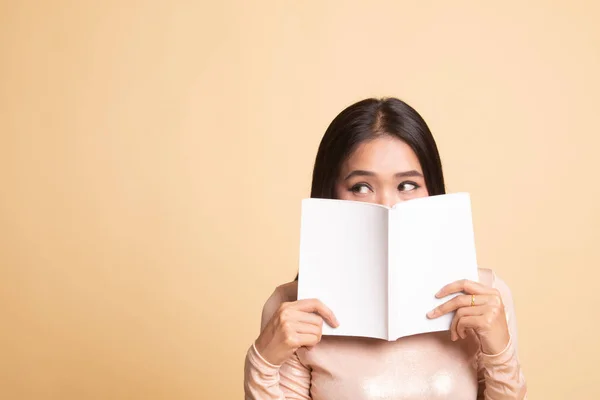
388, 193, 479, 340
297, 199, 389, 339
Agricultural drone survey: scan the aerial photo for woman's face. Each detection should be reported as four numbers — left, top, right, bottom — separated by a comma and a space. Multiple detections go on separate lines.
335, 135, 429, 207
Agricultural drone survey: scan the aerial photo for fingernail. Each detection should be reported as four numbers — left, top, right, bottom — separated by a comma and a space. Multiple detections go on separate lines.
435, 290, 442, 298
426, 310, 435, 318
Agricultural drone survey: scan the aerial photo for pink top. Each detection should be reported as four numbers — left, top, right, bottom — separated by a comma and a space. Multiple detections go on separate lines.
244, 269, 527, 399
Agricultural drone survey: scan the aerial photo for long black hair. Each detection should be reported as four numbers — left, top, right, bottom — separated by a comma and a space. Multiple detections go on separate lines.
311, 97, 445, 198
295, 97, 446, 280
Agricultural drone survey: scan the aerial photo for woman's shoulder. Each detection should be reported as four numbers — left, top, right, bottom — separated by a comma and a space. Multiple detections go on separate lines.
477, 267, 514, 300
266, 280, 298, 305
477, 267, 495, 286
259, 281, 298, 330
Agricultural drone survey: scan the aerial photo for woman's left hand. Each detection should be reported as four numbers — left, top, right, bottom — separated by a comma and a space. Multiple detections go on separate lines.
426, 279, 510, 355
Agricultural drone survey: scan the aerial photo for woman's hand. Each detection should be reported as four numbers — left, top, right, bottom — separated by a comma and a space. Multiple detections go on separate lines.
255, 299, 339, 366
426, 279, 510, 355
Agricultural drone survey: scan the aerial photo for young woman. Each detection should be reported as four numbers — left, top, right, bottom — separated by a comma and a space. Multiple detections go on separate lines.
244, 98, 527, 399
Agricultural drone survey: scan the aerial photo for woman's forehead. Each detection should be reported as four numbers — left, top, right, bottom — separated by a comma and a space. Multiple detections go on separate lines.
340, 136, 423, 174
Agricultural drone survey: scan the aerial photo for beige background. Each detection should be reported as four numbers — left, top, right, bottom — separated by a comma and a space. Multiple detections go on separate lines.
1, 1, 598, 399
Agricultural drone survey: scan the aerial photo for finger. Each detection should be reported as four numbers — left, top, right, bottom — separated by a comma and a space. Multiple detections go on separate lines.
280, 307, 324, 327
295, 311, 324, 327
449, 306, 486, 341
295, 333, 321, 348
428, 294, 495, 318
294, 322, 322, 337
293, 299, 339, 327
456, 315, 482, 339
435, 279, 496, 299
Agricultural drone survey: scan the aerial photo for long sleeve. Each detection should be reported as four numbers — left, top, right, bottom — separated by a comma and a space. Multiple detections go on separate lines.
477, 273, 527, 399
244, 283, 312, 400
244, 343, 311, 400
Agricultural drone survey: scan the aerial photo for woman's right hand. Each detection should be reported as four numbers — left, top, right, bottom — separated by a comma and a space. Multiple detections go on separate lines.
254, 299, 339, 366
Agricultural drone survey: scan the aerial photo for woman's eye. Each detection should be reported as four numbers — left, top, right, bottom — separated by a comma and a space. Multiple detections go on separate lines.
399, 182, 419, 192
351, 184, 372, 194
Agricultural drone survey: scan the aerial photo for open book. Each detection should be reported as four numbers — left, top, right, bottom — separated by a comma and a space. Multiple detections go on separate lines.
297, 193, 479, 341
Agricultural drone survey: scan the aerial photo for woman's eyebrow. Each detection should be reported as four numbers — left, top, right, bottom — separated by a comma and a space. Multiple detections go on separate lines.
344, 169, 423, 180
344, 170, 375, 180
395, 170, 423, 178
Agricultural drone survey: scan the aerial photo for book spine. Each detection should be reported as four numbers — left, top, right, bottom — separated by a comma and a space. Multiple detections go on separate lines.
387, 209, 391, 341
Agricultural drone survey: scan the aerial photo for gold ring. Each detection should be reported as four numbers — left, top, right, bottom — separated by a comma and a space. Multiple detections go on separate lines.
470, 294, 475, 307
